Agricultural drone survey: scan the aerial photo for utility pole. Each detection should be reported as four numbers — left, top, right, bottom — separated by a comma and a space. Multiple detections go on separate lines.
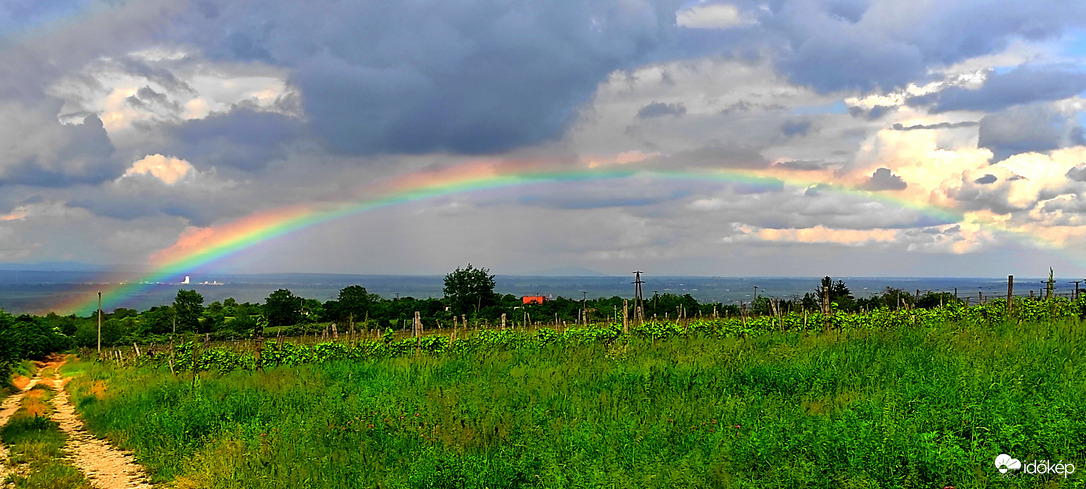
632, 271, 644, 321
97, 291, 102, 353
753, 285, 759, 302
1070, 280, 1082, 301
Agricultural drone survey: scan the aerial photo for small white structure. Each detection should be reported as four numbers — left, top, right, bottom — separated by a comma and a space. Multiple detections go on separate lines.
181, 275, 190, 285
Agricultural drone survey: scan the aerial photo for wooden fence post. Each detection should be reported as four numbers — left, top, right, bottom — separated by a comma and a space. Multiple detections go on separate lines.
622, 299, 629, 335
1007, 275, 1014, 316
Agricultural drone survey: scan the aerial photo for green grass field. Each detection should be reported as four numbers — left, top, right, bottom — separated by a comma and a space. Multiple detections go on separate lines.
60, 318, 1086, 488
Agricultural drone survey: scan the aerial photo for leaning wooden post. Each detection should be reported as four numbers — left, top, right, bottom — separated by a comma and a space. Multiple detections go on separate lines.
414, 311, 421, 356
622, 299, 629, 335
822, 284, 831, 331
501, 313, 507, 331
1007, 275, 1014, 316
254, 315, 265, 371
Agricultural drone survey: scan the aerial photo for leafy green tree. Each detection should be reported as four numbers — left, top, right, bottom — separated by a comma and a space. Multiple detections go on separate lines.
174, 289, 205, 332
805, 277, 856, 312
5, 314, 72, 359
0, 311, 16, 384
300, 298, 325, 323
328, 285, 376, 323
443, 264, 497, 315
265, 288, 301, 326
137, 306, 175, 337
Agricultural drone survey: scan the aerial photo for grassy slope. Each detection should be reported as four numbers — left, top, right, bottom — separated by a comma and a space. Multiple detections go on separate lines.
63, 320, 1086, 488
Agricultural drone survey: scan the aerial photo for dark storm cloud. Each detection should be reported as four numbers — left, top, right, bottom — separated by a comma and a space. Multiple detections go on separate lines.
167, 108, 307, 171
0, 109, 120, 186
760, 0, 1086, 93
167, 0, 682, 156
860, 167, 906, 191
977, 104, 1076, 162
891, 121, 978, 131
637, 101, 686, 119
908, 67, 1086, 113
67, 172, 245, 226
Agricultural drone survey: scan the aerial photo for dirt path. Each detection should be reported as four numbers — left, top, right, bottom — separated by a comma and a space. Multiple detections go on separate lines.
0, 375, 39, 487
49, 371, 154, 489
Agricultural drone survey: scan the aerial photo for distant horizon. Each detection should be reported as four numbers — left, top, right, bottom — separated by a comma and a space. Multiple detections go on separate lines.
0, 262, 1063, 281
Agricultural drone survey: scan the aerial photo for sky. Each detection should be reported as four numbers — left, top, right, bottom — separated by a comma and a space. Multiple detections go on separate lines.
2, 0, 1086, 278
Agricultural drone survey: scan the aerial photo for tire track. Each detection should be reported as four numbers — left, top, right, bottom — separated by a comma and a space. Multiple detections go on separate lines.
0, 375, 39, 488
49, 372, 154, 489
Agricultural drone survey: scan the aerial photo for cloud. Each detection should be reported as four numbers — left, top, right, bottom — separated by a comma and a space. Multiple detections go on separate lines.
891, 121, 978, 131
122, 155, 193, 185
1067, 164, 1086, 182
67, 155, 240, 225
781, 119, 812, 137
637, 101, 686, 119
768, 1, 1085, 93
849, 104, 896, 120
167, 108, 307, 170
162, 0, 682, 155
860, 167, 907, 191
773, 160, 830, 171
676, 4, 751, 29
0, 102, 120, 186
977, 104, 1078, 162
909, 67, 1086, 113
655, 142, 770, 169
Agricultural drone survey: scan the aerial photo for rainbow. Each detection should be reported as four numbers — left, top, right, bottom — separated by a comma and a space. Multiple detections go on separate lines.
49, 159, 978, 315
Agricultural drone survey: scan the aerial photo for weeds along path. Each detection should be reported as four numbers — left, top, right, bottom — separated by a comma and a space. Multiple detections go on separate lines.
0, 373, 41, 486
49, 369, 153, 489
0, 373, 40, 484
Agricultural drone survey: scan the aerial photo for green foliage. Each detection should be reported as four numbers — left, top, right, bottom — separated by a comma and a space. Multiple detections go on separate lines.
325, 285, 377, 323
443, 264, 497, 315
264, 288, 300, 327
174, 289, 205, 333
0, 312, 72, 366
64, 313, 1086, 488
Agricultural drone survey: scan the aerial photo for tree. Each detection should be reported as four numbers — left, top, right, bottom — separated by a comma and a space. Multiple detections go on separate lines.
443, 264, 497, 315
265, 288, 301, 326
330, 285, 376, 323
174, 289, 205, 332
809, 276, 855, 312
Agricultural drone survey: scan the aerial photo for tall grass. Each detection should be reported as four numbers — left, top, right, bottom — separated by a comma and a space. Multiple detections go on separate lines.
64, 319, 1086, 488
